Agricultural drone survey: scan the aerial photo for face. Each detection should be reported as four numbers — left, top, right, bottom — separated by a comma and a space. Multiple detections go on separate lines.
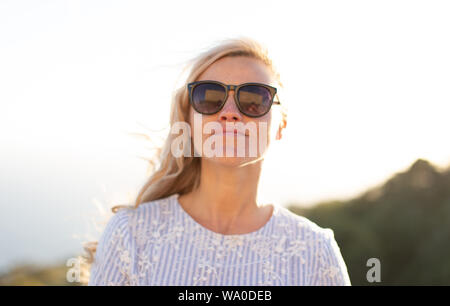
188, 56, 285, 167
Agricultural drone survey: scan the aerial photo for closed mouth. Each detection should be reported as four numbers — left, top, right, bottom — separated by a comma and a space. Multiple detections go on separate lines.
214, 131, 247, 137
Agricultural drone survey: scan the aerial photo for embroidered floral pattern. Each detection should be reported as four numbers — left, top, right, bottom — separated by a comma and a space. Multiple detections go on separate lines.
89, 194, 350, 286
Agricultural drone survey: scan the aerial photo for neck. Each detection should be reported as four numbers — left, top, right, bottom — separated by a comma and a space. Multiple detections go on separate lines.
181, 158, 264, 231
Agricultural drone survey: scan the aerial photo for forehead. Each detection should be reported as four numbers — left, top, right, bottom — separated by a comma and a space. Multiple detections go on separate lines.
197, 56, 275, 86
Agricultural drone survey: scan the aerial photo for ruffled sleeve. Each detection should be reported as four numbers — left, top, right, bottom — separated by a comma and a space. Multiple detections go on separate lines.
88, 209, 133, 286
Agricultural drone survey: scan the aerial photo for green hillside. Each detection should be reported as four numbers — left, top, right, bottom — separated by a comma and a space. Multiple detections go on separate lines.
288, 158, 450, 285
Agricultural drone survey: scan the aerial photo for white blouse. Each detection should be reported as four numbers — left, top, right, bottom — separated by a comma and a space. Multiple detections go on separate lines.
89, 193, 351, 286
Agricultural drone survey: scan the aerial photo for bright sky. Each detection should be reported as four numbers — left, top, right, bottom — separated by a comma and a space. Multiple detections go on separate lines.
1, 0, 450, 211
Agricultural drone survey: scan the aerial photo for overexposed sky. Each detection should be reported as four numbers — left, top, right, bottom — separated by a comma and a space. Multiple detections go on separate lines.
1, 0, 450, 210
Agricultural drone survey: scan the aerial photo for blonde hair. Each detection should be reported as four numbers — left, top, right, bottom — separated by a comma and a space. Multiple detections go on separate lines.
81, 36, 286, 284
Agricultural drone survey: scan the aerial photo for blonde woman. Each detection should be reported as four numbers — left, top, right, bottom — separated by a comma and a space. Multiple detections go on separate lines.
87, 37, 351, 286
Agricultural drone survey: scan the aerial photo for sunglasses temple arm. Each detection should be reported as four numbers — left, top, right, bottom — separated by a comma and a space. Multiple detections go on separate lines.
273, 93, 281, 105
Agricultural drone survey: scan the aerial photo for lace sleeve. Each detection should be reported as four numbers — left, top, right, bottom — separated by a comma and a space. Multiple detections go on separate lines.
312, 228, 352, 286
88, 209, 133, 286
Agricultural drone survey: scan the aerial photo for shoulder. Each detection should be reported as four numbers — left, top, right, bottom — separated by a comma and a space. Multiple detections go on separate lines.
109, 194, 180, 238
273, 206, 351, 285
127, 193, 178, 222
98, 207, 132, 243
96, 194, 179, 251
272, 205, 335, 242
271, 206, 351, 285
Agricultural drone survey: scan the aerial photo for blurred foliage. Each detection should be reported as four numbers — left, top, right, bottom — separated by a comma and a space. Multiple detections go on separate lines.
0, 263, 80, 286
1, 158, 449, 285
288, 158, 450, 285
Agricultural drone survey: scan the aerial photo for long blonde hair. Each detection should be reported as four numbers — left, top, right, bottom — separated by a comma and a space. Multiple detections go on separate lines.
81, 36, 286, 283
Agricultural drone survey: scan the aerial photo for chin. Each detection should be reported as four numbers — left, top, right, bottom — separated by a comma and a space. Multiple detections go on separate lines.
206, 150, 264, 168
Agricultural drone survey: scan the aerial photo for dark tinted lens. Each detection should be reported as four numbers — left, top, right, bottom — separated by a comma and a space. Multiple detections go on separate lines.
191, 83, 226, 114
237, 85, 273, 116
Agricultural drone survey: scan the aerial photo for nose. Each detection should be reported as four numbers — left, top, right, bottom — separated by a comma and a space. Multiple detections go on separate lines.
218, 90, 242, 122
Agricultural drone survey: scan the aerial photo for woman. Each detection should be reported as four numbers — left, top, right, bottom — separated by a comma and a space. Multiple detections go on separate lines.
87, 37, 351, 286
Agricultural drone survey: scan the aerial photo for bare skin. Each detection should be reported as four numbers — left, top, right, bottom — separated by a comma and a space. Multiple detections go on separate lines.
178, 56, 287, 235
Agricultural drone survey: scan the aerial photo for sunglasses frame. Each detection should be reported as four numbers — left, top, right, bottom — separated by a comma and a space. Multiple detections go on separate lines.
187, 80, 281, 118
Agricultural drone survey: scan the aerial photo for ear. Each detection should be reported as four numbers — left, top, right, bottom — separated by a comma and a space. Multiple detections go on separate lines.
275, 115, 287, 140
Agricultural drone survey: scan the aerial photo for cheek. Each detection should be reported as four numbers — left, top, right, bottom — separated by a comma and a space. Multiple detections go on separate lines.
257, 112, 273, 140
189, 108, 215, 136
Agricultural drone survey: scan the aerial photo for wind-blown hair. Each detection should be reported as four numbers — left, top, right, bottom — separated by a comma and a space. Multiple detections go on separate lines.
81, 37, 286, 283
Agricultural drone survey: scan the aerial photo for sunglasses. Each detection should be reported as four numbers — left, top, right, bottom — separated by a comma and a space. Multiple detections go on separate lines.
187, 80, 281, 118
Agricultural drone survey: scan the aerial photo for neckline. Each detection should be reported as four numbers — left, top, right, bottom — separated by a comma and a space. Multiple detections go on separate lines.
172, 193, 277, 238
